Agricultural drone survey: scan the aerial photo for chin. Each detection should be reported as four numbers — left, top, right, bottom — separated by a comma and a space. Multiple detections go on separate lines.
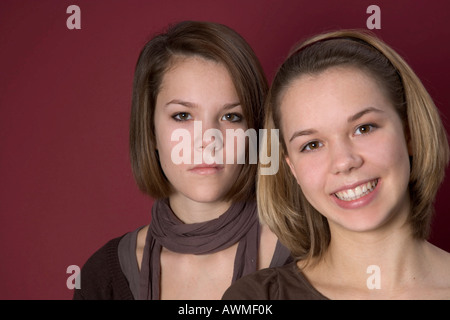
339, 214, 391, 234
184, 189, 230, 204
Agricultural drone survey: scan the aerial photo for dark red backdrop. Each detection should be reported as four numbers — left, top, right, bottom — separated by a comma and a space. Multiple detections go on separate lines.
1, 0, 449, 299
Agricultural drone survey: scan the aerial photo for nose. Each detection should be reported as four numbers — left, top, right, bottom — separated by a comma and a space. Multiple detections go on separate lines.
330, 138, 363, 175
193, 119, 224, 151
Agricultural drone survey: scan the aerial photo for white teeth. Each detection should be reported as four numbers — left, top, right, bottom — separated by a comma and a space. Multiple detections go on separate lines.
334, 180, 378, 201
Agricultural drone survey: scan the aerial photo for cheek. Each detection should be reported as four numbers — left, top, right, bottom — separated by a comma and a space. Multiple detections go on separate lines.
290, 156, 326, 195
368, 130, 411, 174
223, 125, 250, 163
155, 129, 174, 161
294, 163, 328, 213
155, 124, 191, 172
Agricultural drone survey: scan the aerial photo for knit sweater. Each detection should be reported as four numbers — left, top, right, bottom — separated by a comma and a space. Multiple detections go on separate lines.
73, 235, 134, 300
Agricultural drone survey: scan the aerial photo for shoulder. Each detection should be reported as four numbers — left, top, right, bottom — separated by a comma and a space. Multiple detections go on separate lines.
223, 262, 306, 300
222, 261, 329, 300
223, 264, 285, 300
426, 242, 450, 296
81, 235, 124, 278
73, 234, 133, 300
259, 224, 293, 269
136, 225, 149, 270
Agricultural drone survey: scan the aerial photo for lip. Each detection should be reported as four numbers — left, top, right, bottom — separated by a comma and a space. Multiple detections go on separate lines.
188, 164, 224, 175
330, 178, 378, 194
330, 178, 380, 210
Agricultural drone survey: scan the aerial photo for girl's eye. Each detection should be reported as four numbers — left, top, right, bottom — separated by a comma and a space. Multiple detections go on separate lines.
172, 112, 192, 121
355, 124, 376, 135
221, 113, 242, 123
301, 141, 323, 152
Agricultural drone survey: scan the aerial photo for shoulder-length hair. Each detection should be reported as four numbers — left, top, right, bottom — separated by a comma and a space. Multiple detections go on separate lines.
130, 21, 268, 201
258, 29, 449, 263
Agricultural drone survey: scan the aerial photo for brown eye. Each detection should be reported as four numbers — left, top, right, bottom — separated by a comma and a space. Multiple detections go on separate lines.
221, 113, 242, 122
355, 124, 376, 135
172, 112, 192, 121
301, 141, 323, 152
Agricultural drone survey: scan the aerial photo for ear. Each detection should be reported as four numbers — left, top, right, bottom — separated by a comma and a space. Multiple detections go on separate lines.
285, 155, 299, 182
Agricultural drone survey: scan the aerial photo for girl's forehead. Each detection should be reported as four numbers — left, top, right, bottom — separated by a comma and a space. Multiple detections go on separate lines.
281, 67, 382, 106
278, 67, 396, 128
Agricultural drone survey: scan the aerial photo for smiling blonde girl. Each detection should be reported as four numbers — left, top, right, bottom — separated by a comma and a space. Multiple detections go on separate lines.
223, 29, 450, 300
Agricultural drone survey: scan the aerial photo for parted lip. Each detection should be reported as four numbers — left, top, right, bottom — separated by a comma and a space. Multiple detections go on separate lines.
330, 178, 379, 195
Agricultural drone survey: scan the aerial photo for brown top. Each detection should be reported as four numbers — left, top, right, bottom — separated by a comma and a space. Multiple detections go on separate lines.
222, 261, 329, 300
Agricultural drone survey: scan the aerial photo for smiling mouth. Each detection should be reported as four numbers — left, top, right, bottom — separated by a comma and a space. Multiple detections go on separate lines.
334, 179, 379, 201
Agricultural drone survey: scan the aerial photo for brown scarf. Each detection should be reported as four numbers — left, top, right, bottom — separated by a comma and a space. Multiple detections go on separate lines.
138, 198, 260, 300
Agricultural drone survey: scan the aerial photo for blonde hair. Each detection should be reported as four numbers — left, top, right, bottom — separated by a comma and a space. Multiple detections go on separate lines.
258, 29, 449, 263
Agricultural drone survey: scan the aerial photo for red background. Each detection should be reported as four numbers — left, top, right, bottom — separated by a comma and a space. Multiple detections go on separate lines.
0, 0, 449, 300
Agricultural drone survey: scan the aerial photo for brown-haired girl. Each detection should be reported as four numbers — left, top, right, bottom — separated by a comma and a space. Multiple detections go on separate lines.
74, 21, 291, 300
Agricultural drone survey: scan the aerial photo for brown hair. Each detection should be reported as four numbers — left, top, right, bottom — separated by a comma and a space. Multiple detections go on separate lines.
258, 29, 449, 263
130, 21, 268, 201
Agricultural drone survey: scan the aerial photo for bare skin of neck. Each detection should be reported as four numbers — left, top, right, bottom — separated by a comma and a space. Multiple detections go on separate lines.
299, 223, 450, 299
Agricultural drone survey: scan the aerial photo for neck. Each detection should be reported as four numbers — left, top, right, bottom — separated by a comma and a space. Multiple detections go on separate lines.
313, 214, 431, 295
168, 193, 232, 224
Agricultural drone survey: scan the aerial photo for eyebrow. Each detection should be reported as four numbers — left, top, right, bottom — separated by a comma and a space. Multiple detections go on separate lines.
165, 99, 241, 110
289, 129, 318, 143
347, 106, 383, 123
288, 107, 384, 143
165, 99, 195, 108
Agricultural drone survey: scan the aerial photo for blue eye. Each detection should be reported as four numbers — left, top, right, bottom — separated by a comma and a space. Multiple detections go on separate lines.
301, 141, 323, 152
172, 112, 192, 121
355, 124, 376, 135
221, 113, 242, 122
